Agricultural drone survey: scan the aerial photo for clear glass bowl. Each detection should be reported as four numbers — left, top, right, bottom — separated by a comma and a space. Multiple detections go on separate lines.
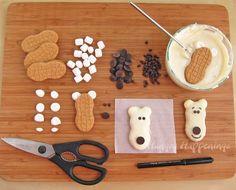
165, 24, 234, 91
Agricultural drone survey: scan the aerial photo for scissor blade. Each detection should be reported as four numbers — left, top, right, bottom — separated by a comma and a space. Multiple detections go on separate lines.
1, 137, 55, 158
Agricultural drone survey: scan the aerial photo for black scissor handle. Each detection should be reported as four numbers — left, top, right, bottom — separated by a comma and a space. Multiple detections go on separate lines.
52, 140, 109, 164
49, 155, 107, 185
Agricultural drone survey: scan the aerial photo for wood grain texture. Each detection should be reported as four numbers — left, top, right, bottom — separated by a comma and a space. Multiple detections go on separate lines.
0, 3, 235, 182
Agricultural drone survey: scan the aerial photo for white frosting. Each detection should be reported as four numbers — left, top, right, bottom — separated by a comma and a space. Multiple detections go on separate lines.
128, 106, 151, 150
184, 99, 207, 142
167, 24, 231, 90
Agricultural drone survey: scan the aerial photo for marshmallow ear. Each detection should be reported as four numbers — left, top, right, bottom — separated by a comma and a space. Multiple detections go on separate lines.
198, 99, 208, 109
72, 92, 81, 101
88, 90, 96, 100
128, 106, 139, 116
184, 99, 193, 108
142, 106, 152, 116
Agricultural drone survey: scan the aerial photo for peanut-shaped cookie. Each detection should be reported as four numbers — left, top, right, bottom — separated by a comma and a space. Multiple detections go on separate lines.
26, 60, 66, 81
24, 42, 59, 67
21, 30, 58, 53
72, 91, 96, 132
185, 47, 212, 84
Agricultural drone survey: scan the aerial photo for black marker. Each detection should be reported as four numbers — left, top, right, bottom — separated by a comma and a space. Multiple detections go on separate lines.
137, 157, 214, 169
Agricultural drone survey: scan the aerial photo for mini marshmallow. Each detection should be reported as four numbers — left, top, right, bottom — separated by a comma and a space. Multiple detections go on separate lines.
83, 59, 90, 67
211, 48, 218, 57
84, 36, 93, 44
89, 65, 97, 74
51, 116, 61, 126
97, 41, 105, 49
83, 73, 92, 82
67, 60, 76, 69
35, 89, 45, 97
95, 48, 103, 58
72, 92, 81, 101
80, 44, 88, 52
72, 67, 81, 76
88, 55, 97, 64
51, 90, 59, 99
50, 103, 61, 112
75, 38, 83, 46
88, 90, 96, 99
35, 127, 44, 132
76, 60, 83, 68
74, 50, 82, 58
82, 53, 89, 60
51, 127, 59, 133
88, 46, 94, 54
34, 113, 44, 122
74, 75, 83, 83
36, 103, 45, 112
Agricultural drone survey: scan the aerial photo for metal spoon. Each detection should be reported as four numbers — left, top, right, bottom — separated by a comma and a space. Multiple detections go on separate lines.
130, 2, 191, 54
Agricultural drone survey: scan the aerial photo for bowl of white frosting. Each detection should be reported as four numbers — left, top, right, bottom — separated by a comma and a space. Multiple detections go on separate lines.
165, 23, 234, 91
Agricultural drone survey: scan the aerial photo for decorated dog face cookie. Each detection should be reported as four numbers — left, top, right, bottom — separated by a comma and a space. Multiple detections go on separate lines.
128, 106, 152, 150
72, 90, 96, 132
184, 99, 207, 142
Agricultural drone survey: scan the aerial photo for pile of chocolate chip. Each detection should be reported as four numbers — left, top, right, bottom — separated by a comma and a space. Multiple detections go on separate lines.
138, 50, 161, 87
110, 49, 133, 89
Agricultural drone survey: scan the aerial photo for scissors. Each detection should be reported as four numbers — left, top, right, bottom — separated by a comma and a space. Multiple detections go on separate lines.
1, 137, 109, 185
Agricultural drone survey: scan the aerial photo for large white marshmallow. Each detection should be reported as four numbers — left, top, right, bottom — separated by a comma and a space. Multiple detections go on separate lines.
74, 50, 82, 58
75, 38, 83, 46
89, 65, 97, 74
83, 73, 92, 82
84, 36, 93, 44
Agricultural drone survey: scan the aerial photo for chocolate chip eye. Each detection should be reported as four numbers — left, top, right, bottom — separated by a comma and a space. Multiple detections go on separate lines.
138, 117, 141, 120
142, 117, 145, 120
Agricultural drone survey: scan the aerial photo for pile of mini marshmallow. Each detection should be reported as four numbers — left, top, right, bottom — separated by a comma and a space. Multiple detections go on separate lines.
67, 36, 105, 83
34, 89, 61, 133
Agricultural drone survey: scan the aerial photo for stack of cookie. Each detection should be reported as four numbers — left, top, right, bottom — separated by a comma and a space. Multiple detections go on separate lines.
21, 30, 66, 82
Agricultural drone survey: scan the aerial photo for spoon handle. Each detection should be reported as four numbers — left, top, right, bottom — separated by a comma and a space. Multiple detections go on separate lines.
130, 2, 188, 52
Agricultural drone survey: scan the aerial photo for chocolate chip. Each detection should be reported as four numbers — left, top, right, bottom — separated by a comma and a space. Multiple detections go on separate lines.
124, 65, 131, 72
140, 52, 161, 85
110, 74, 118, 81
137, 64, 141, 68
110, 59, 117, 67
143, 80, 148, 88
101, 112, 110, 119
110, 49, 134, 89
145, 40, 148, 45
113, 52, 120, 58
116, 63, 123, 70
107, 103, 111, 107
124, 61, 131, 66
136, 137, 145, 145
192, 126, 201, 135
116, 79, 124, 89
110, 67, 116, 74
115, 70, 124, 78
124, 76, 133, 83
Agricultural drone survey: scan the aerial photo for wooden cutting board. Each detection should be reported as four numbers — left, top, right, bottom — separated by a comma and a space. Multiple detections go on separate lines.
0, 3, 235, 182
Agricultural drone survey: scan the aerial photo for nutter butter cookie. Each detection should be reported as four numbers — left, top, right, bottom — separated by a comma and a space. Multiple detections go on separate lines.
21, 30, 59, 53
27, 60, 66, 81
72, 91, 96, 132
185, 47, 212, 84
24, 42, 59, 68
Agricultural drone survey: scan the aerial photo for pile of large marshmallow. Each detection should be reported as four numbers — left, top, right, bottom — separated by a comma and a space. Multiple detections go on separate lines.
67, 36, 105, 83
